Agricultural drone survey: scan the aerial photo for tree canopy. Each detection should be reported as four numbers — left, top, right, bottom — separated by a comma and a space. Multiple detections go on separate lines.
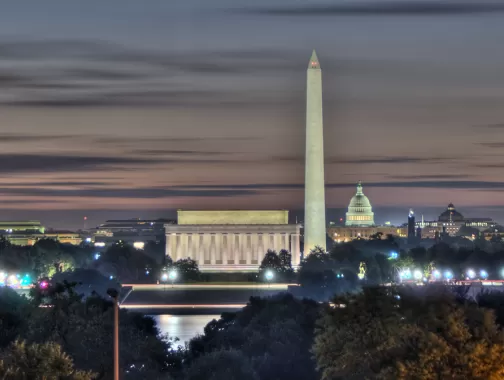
313, 286, 504, 380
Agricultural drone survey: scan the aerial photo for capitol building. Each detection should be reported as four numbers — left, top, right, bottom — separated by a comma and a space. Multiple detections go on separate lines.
345, 182, 375, 227
328, 182, 406, 242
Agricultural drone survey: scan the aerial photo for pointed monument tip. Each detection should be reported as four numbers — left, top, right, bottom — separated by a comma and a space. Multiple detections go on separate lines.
308, 50, 320, 69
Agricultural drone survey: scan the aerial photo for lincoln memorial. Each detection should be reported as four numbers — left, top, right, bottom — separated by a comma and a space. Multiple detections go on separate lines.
165, 210, 301, 272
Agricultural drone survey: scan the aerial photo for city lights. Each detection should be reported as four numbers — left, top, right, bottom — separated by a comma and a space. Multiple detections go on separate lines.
480, 270, 488, 279
94, 253, 101, 260
7, 275, 19, 287
265, 270, 274, 281
20, 274, 31, 286
161, 273, 168, 282
389, 251, 398, 260
413, 269, 422, 281
432, 270, 441, 280
444, 270, 453, 280
466, 269, 476, 279
399, 268, 412, 280
168, 270, 177, 282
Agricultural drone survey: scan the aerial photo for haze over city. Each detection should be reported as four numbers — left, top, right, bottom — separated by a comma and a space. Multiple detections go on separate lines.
2, 0, 504, 228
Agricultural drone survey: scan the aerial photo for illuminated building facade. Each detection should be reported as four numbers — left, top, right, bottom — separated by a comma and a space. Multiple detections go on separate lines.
0, 221, 83, 245
165, 210, 301, 272
345, 182, 375, 226
416, 203, 497, 237
328, 226, 407, 243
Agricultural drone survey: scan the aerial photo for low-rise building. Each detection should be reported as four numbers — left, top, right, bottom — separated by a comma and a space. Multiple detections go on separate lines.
94, 218, 175, 248
328, 226, 406, 243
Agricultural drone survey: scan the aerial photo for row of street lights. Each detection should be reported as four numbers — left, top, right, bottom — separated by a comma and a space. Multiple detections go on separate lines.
160, 269, 177, 287
398, 267, 499, 282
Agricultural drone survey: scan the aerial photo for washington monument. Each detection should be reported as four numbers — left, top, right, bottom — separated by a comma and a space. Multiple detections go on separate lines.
304, 50, 326, 253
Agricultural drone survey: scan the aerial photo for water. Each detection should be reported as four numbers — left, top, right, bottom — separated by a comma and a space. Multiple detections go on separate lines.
152, 314, 220, 348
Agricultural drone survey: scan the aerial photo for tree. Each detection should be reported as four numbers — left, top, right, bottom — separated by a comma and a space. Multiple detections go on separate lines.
144, 240, 167, 265
170, 258, 200, 282
186, 294, 320, 380
313, 286, 504, 380
298, 247, 339, 296
0, 340, 95, 380
392, 256, 415, 281
184, 350, 258, 380
23, 282, 180, 379
51, 269, 120, 299
258, 250, 295, 282
32, 239, 75, 278
96, 243, 159, 283
369, 232, 383, 241
0, 287, 27, 348
278, 249, 293, 273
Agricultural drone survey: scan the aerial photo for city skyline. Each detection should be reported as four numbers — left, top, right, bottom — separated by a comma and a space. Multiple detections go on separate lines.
2, 0, 504, 228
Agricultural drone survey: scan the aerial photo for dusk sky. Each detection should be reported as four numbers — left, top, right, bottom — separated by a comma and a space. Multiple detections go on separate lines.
2, 0, 504, 228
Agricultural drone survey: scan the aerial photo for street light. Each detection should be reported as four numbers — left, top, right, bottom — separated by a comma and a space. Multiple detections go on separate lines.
168, 270, 177, 288
480, 270, 488, 280
466, 269, 476, 280
432, 270, 441, 280
444, 270, 453, 280
413, 269, 422, 281
265, 270, 274, 288
107, 288, 119, 380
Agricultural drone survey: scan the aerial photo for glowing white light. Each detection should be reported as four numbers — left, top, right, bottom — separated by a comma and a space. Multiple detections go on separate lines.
94, 242, 105, 247
94, 253, 101, 260
133, 242, 145, 250
161, 273, 168, 281
480, 270, 488, 279
265, 270, 274, 281
7, 275, 18, 286
444, 270, 453, 279
85, 237, 91, 243
432, 270, 441, 279
168, 270, 177, 281
413, 270, 422, 280
399, 268, 411, 279
467, 269, 476, 279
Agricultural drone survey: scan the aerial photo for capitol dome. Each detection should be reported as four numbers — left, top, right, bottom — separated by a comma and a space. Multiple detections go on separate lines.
438, 203, 464, 222
345, 182, 375, 226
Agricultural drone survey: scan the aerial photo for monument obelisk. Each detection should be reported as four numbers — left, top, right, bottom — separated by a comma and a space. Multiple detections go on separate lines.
304, 50, 326, 253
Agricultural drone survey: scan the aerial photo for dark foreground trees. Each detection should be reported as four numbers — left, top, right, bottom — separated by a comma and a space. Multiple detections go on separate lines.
314, 286, 504, 380
0, 340, 95, 380
184, 350, 258, 380
186, 293, 321, 380
0, 282, 182, 380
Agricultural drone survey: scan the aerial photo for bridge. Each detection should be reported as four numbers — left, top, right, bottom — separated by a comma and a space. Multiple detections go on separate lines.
119, 283, 298, 314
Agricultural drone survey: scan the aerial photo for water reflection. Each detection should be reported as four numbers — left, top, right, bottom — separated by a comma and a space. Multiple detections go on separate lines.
152, 314, 220, 348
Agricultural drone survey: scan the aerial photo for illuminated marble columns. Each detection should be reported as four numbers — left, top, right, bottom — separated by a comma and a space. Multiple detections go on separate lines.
165, 224, 301, 272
